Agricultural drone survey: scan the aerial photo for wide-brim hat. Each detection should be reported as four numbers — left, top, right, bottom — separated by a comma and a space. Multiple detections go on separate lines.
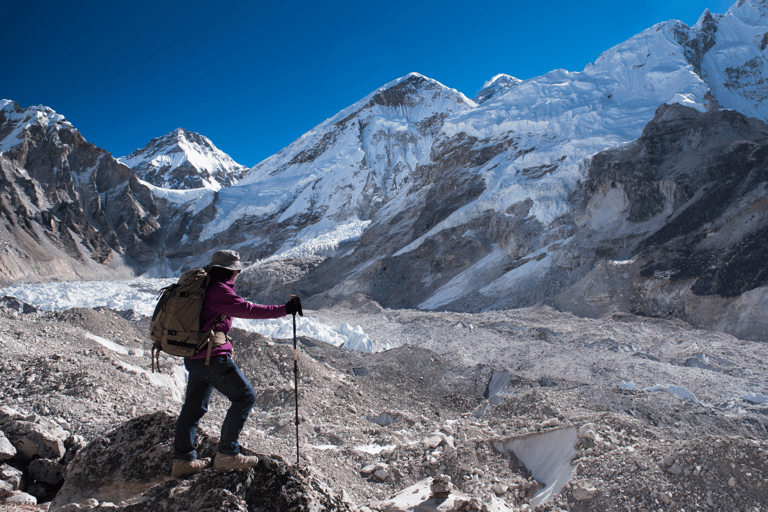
209, 250, 247, 271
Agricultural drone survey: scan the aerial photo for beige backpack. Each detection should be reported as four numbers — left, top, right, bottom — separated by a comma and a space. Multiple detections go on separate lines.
149, 268, 225, 371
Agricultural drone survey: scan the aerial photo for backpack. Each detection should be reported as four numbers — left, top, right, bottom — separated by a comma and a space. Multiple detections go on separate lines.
149, 268, 225, 372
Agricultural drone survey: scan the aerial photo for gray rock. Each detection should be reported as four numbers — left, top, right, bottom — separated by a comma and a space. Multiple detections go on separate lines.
366, 413, 396, 427
0, 430, 16, 461
0, 463, 23, 490
0, 405, 24, 424
667, 462, 684, 476
572, 484, 597, 501
29, 457, 66, 484
5, 491, 37, 505
51, 411, 355, 512
430, 474, 453, 499
1, 420, 66, 462
63, 434, 88, 466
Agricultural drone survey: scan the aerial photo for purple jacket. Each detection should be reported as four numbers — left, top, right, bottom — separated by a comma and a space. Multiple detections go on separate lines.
187, 278, 286, 360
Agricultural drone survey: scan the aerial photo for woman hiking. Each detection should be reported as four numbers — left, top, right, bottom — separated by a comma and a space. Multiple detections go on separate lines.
171, 249, 301, 479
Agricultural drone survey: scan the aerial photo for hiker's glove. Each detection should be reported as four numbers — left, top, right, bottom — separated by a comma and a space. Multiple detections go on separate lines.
286, 295, 303, 317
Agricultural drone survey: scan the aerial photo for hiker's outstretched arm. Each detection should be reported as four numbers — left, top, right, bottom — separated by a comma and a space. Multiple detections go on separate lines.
205, 281, 287, 320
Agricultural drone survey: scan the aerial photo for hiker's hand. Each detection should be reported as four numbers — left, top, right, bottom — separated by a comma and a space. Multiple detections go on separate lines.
286, 295, 303, 316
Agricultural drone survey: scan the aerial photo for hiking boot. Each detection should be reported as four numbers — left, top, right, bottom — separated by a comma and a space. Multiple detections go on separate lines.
214, 452, 259, 472
171, 457, 210, 479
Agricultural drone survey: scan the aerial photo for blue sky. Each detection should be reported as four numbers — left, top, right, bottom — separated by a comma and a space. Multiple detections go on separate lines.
2, 0, 734, 166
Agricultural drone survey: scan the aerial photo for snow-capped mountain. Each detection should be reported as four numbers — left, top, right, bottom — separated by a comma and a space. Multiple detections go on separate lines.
672, 2, 768, 121
223, 0, 768, 334
472, 74, 522, 104
2, 0, 768, 343
119, 127, 248, 190
0, 100, 160, 280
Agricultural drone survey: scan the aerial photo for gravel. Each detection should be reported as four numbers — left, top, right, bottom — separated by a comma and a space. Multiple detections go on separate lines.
1, 295, 768, 511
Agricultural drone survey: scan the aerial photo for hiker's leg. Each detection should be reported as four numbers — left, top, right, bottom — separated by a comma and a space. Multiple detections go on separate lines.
205, 356, 257, 455
173, 360, 214, 461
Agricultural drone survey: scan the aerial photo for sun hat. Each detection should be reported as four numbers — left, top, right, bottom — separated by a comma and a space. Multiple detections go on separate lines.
209, 250, 247, 271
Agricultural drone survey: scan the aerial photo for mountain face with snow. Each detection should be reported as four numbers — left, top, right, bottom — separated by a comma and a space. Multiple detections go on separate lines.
0, 100, 161, 280
2, 0, 768, 342
228, 0, 768, 339
472, 74, 522, 104
119, 127, 248, 190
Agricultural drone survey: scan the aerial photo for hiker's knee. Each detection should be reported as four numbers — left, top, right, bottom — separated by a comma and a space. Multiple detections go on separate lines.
233, 382, 256, 408
243, 385, 257, 407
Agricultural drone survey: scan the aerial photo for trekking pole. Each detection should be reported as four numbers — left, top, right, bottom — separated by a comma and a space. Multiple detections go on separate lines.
292, 310, 300, 467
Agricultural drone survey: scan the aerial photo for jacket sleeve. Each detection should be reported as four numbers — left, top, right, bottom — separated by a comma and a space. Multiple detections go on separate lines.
206, 282, 287, 320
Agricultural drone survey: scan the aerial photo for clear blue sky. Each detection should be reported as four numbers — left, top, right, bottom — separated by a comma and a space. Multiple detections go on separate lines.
2, 0, 734, 166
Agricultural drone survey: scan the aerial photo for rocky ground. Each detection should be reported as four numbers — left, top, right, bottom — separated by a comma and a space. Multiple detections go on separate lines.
1, 294, 768, 511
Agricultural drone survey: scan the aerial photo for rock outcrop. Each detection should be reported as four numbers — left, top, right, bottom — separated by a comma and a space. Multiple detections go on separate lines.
555, 103, 768, 334
0, 405, 82, 505
51, 411, 354, 512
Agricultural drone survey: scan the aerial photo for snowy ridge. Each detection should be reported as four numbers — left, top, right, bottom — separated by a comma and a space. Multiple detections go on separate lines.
198, 17, 714, 252
693, 0, 768, 121
397, 22, 710, 262
119, 127, 248, 190
0, 100, 71, 154
261, 218, 371, 262
200, 73, 475, 240
138, 179, 215, 215
472, 74, 522, 104
167, 1, 768, 313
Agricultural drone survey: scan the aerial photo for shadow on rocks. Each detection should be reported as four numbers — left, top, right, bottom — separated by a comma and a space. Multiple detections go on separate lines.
50, 411, 355, 512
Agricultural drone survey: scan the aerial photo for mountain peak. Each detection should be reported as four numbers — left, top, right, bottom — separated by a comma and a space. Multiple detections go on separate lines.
119, 128, 248, 190
473, 74, 522, 104
0, 101, 74, 155
365, 72, 475, 112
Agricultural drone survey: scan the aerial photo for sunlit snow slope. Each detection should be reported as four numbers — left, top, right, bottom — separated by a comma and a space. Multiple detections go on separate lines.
137, 1, 768, 320
119, 127, 248, 190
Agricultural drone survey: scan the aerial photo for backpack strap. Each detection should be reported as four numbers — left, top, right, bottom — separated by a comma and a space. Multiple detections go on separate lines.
151, 345, 162, 373
204, 316, 228, 366
205, 335, 214, 366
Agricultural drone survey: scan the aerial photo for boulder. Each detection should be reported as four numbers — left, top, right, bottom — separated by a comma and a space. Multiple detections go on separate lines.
0, 406, 25, 424
51, 411, 355, 512
4, 491, 37, 506
1, 420, 66, 462
28, 457, 66, 484
0, 478, 12, 493
0, 463, 23, 489
62, 434, 88, 466
0, 430, 16, 461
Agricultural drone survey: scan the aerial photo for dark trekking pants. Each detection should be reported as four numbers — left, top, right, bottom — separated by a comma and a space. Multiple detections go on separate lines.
173, 355, 257, 460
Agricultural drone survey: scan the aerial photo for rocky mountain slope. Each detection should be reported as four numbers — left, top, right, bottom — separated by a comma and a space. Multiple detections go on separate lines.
0, 101, 161, 282
118, 127, 249, 190
1, 295, 768, 510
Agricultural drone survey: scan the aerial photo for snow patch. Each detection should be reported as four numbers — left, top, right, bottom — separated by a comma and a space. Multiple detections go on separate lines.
84, 332, 129, 356
85, 333, 187, 402
645, 383, 699, 403
493, 427, 578, 509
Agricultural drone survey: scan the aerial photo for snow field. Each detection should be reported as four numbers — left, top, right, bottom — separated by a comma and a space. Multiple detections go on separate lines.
2, 278, 381, 353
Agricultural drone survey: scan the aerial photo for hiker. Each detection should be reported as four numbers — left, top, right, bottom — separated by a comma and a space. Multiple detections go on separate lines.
171, 249, 302, 479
